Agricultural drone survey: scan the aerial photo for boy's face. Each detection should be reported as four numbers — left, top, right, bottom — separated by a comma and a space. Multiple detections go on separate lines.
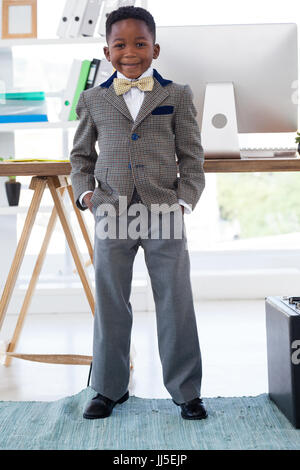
104, 18, 160, 79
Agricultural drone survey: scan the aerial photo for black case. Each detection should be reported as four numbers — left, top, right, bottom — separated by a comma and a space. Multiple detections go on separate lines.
265, 296, 300, 428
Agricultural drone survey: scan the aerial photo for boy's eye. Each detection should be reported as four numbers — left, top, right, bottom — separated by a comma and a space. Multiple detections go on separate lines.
114, 42, 146, 48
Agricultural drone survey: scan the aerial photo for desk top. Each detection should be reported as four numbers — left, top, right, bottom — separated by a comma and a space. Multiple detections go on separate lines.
204, 157, 300, 172
0, 157, 300, 177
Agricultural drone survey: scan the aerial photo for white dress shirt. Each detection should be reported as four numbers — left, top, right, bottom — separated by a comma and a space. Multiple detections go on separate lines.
79, 66, 192, 214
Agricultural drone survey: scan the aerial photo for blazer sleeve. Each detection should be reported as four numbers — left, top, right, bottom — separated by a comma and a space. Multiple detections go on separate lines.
174, 84, 205, 211
70, 92, 98, 211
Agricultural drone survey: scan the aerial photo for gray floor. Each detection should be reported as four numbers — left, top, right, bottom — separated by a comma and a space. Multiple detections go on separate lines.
0, 299, 268, 401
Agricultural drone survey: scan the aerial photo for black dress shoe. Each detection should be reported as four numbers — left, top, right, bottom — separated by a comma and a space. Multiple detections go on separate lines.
83, 391, 129, 419
173, 397, 208, 420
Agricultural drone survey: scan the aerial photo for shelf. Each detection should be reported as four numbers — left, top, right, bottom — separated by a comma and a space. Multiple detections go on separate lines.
0, 37, 105, 48
0, 121, 79, 132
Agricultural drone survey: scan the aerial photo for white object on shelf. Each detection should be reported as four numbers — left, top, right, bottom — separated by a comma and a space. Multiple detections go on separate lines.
0, 99, 48, 117
118, 0, 136, 6
79, 0, 103, 37
97, 0, 119, 37
60, 59, 82, 121
68, 0, 89, 38
56, 0, 78, 38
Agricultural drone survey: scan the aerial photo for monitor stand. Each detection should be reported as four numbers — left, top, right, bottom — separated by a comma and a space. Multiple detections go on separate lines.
201, 82, 241, 159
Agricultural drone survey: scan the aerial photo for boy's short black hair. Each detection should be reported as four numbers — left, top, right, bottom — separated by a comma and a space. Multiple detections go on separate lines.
106, 6, 156, 43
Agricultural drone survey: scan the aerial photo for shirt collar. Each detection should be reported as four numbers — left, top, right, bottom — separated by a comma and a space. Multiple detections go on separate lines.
117, 66, 153, 81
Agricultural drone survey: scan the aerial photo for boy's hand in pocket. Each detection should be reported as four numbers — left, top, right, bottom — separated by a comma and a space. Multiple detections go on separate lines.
83, 192, 94, 213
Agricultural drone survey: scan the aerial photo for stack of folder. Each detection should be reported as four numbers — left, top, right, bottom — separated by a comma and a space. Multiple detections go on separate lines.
57, 0, 136, 38
57, 0, 103, 38
0, 92, 48, 124
60, 58, 113, 121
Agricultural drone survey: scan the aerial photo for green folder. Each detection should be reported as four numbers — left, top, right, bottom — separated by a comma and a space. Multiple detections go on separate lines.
68, 60, 91, 121
0, 92, 45, 101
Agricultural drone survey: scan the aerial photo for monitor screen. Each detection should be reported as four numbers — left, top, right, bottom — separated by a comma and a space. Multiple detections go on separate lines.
154, 23, 298, 134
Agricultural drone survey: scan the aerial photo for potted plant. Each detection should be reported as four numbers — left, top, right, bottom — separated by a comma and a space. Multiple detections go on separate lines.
2, 157, 21, 206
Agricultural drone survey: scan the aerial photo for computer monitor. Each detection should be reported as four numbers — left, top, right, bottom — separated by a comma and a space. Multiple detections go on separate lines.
154, 23, 298, 158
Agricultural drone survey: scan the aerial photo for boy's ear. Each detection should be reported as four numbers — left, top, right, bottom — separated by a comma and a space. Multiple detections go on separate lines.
103, 46, 110, 62
153, 43, 160, 59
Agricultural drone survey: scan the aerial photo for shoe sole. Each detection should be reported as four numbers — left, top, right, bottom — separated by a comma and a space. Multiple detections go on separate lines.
181, 412, 208, 420
83, 392, 129, 420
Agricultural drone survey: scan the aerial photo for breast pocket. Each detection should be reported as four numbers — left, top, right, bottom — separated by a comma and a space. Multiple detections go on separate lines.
151, 106, 174, 115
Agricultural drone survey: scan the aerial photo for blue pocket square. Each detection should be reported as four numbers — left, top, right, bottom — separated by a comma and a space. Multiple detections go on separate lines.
151, 105, 174, 115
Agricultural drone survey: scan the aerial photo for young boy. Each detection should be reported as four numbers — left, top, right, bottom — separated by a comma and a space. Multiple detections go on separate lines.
70, 6, 207, 420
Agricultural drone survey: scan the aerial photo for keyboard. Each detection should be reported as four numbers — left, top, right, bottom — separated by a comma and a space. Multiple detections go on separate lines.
240, 147, 298, 158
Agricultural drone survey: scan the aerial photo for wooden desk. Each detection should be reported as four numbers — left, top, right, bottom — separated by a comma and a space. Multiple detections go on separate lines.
203, 157, 300, 173
1, 157, 300, 178
0, 157, 299, 366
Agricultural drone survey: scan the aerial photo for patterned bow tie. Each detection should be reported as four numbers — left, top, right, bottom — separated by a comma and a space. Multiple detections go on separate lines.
113, 76, 154, 95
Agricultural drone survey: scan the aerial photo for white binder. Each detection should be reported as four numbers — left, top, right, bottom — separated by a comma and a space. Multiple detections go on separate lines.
79, 0, 104, 37
68, 0, 89, 38
118, 0, 136, 6
56, 0, 78, 38
96, 1, 136, 37
97, 0, 119, 37
60, 60, 82, 121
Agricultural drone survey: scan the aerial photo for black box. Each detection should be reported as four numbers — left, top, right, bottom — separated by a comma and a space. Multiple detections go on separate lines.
265, 296, 300, 428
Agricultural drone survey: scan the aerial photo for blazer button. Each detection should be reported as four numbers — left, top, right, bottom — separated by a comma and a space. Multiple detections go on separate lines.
131, 133, 139, 140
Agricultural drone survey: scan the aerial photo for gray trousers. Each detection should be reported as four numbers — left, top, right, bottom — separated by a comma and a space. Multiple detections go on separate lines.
90, 188, 202, 404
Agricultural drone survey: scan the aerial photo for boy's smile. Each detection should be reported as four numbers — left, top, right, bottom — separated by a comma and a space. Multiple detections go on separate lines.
104, 18, 160, 79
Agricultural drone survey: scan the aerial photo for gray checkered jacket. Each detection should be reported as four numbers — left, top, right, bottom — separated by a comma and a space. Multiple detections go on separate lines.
70, 68, 205, 214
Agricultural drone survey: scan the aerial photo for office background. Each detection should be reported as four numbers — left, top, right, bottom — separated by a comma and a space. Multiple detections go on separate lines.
0, 0, 299, 402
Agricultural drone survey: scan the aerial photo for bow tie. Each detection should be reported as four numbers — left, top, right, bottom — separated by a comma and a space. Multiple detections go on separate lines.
113, 76, 154, 96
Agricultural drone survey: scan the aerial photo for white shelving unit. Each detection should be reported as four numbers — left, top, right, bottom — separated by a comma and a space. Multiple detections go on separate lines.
0, 37, 105, 143
0, 121, 79, 132
0, 37, 105, 48
0, 35, 105, 282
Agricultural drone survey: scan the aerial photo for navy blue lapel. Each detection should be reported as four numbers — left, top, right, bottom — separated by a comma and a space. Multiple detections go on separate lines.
153, 69, 173, 87
100, 70, 118, 88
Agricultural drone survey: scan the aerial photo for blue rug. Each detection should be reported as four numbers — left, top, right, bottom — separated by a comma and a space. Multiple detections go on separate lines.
1, 388, 300, 450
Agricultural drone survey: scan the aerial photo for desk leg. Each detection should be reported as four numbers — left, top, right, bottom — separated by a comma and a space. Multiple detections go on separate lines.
4, 195, 60, 366
0, 177, 47, 331
47, 176, 95, 315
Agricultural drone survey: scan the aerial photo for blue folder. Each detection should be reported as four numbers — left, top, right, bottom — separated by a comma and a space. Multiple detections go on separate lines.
0, 115, 48, 123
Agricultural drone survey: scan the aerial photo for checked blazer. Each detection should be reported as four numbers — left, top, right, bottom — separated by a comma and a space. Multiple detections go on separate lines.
70, 68, 205, 215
